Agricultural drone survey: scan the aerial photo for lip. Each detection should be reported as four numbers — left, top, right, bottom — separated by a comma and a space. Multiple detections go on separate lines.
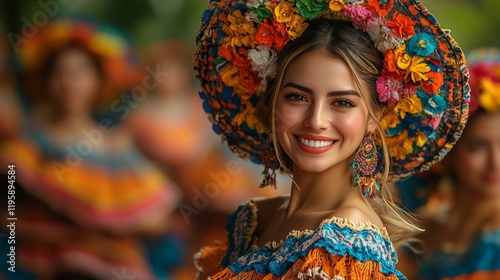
294, 134, 336, 154
296, 134, 335, 141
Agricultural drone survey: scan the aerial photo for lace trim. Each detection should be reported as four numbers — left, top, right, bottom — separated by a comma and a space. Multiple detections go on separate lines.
242, 199, 259, 250
253, 216, 390, 250
224, 198, 260, 265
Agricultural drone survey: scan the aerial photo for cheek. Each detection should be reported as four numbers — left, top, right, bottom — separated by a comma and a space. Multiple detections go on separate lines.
275, 101, 304, 133
334, 113, 367, 141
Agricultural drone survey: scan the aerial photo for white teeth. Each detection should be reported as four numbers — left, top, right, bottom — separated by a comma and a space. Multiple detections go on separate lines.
298, 137, 333, 148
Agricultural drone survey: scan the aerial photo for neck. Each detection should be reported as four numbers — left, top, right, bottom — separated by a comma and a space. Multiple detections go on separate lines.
286, 160, 361, 218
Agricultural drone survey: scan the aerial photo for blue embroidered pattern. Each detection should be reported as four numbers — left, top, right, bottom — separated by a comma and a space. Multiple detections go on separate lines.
222, 199, 406, 279
419, 229, 500, 279
222, 202, 258, 266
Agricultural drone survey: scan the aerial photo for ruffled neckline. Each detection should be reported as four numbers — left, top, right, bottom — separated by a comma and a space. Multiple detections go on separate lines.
246, 198, 391, 250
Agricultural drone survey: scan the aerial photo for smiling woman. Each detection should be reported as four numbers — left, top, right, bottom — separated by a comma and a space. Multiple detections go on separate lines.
193, 0, 470, 279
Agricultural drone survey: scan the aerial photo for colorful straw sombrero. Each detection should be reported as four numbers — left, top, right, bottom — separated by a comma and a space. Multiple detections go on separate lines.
19, 17, 140, 108
194, 0, 470, 185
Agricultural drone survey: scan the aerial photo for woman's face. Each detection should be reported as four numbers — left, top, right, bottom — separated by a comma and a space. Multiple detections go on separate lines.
275, 50, 374, 173
47, 47, 102, 115
451, 112, 500, 196
157, 60, 191, 97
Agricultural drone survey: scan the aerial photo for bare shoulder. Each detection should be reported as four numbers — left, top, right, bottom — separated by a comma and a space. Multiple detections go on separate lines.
332, 206, 385, 229
252, 195, 289, 234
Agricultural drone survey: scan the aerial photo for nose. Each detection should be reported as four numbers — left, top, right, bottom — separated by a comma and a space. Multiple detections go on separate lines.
304, 100, 329, 131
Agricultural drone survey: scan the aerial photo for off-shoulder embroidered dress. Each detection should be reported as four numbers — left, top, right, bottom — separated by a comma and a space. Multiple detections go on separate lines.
418, 229, 500, 280
195, 198, 406, 279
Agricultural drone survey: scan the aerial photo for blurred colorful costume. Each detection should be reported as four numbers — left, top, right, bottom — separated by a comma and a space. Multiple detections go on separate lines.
419, 230, 500, 279
192, 0, 469, 279
417, 48, 500, 280
0, 18, 179, 280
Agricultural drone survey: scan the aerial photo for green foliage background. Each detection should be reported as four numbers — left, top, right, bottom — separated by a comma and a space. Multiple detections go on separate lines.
1, 0, 500, 55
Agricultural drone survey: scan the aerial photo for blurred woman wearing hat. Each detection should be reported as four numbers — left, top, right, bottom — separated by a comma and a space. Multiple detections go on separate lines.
0, 18, 179, 280
399, 48, 500, 280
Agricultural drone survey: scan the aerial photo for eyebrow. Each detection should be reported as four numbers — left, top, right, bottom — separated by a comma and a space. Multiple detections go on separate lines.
282, 82, 360, 97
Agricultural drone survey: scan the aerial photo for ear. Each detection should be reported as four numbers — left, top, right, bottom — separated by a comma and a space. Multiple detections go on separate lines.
366, 117, 377, 134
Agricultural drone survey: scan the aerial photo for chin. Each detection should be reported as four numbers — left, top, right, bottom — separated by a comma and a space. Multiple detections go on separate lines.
293, 159, 342, 174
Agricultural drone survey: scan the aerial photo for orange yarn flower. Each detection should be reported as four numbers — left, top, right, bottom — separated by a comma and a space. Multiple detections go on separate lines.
218, 47, 250, 68
386, 131, 411, 160
239, 68, 261, 96
364, 0, 394, 18
221, 10, 256, 47
274, 1, 295, 23
382, 49, 404, 81
233, 49, 250, 68
234, 101, 266, 133
220, 64, 246, 95
387, 12, 416, 38
286, 14, 309, 39
218, 46, 233, 61
256, 19, 290, 52
420, 71, 444, 94
405, 56, 431, 83
380, 112, 400, 129
327, 0, 345, 12
394, 93, 423, 118
396, 51, 411, 70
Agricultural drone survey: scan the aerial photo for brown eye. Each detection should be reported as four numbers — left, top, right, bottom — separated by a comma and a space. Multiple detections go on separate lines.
333, 98, 355, 108
284, 92, 308, 102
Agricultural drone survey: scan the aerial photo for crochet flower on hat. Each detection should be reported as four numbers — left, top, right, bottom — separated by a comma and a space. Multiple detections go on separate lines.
194, 0, 470, 184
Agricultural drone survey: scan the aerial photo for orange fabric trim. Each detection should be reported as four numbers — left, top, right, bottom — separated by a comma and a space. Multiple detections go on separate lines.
197, 247, 401, 279
194, 241, 227, 280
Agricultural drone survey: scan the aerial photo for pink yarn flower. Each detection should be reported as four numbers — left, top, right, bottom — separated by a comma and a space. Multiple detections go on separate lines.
376, 76, 401, 103
343, 4, 374, 30
425, 114, 442, 130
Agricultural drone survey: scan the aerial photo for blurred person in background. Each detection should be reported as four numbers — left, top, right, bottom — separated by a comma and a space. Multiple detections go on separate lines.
126, 41, 276, 278
0, 23, 22, 141
0, 18, 180, 280
397, 48, 500, 280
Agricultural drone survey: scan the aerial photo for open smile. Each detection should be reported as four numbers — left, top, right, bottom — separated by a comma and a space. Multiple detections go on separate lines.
295, 134, 336, 154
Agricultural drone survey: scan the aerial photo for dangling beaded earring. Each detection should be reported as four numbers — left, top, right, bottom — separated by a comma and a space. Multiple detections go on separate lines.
259, 145, 279, 188
350, 132, 382, 198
